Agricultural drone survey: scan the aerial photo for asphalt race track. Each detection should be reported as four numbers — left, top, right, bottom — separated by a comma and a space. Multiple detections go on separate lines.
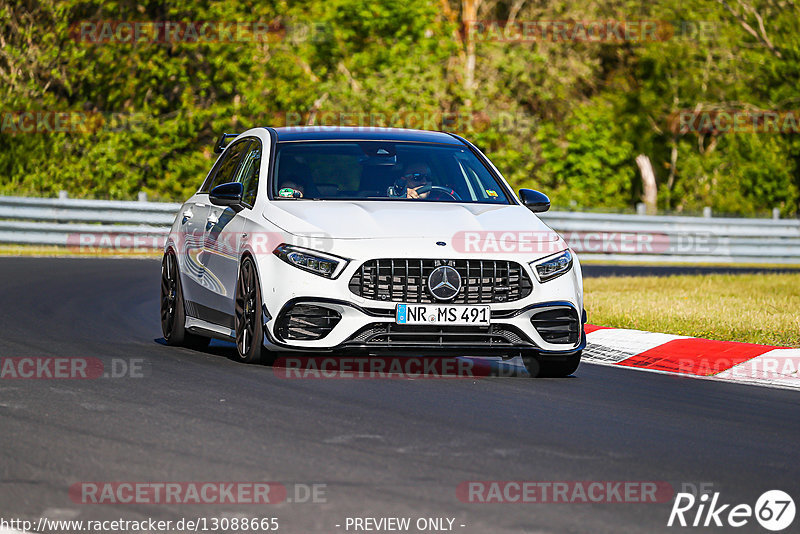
0, 257, 798, 534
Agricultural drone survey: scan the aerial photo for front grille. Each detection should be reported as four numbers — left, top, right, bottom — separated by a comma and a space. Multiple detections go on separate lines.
345, 323, 532, 347
275, 304, 342, 341
530, 307, 579, 344
349, 259, 532, 303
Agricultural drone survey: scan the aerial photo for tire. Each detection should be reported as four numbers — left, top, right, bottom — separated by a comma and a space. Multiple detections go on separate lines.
160, 251, 210, 350
234, 256, 266, 364
523, 352, 581, 378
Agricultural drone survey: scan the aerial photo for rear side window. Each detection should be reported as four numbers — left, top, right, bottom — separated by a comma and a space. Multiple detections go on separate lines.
200, 139, 251, 193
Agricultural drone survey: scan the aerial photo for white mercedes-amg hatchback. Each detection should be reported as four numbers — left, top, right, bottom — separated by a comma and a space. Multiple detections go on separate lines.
160, 127, 586, 377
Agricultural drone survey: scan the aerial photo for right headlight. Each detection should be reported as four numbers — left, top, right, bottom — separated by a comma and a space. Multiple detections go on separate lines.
530, 249, 573, 283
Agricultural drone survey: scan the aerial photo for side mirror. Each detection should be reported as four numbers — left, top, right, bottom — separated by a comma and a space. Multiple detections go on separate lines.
209, 182, 244, 209
518, 189, 550, 213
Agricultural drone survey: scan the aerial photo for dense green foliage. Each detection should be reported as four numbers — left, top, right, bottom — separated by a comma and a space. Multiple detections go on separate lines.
1, 0, 798, 215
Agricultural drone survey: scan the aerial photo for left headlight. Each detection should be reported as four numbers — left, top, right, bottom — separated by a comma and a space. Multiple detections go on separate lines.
273, 244, 349, 279
531, 249, 573, 282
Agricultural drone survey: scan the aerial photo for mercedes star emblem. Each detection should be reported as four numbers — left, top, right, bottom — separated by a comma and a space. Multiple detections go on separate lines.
428, 265, 461, 301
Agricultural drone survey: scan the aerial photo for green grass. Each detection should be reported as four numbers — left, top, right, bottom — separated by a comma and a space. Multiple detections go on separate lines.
585, 273, 800, 347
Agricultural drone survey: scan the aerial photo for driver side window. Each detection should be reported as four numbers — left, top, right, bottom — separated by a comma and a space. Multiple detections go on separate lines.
201, 139, 251, 193
235, 142, 262, 208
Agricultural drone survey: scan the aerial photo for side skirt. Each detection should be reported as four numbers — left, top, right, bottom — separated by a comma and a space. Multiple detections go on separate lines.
185, 316, 235, 341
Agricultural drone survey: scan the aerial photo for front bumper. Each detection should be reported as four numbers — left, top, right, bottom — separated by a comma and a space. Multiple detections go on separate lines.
253, 246, 586, 356
264, 297, 586, 356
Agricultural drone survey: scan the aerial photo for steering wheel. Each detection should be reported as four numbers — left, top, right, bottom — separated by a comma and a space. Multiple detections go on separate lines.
389, 180, 462, 201
414, 185, 461, 201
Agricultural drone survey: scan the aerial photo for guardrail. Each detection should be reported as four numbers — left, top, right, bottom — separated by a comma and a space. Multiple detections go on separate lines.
0, 195, 178, 248
538, 211, 800, 263
0, 195, 798, 263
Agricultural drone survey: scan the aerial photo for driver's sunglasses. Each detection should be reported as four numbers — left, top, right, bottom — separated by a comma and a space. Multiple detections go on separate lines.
402, 172, 431, 183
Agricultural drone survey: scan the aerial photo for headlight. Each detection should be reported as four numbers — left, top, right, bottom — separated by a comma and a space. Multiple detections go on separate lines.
531, 250, 573, 282
273, 244, 349, 279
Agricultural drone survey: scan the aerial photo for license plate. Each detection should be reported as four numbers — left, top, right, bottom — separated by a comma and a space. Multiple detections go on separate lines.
396, 304, 490, 326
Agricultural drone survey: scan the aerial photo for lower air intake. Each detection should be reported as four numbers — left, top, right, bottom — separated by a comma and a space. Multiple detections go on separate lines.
530, 307, 580, 344
276, 304, 342, 341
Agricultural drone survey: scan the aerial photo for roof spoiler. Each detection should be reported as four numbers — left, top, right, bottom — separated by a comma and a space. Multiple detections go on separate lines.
214, 133, 240, 154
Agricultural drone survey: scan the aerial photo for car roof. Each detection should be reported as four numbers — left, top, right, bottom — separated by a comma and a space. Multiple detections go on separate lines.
271, 126, 464, 145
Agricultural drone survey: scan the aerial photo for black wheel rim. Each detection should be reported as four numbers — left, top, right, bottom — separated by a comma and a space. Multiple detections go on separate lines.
235, 260, 258, 357
160, 253, 177, 339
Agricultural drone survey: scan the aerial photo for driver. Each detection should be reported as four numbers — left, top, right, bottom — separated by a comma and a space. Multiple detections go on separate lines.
390, 163, 433, 199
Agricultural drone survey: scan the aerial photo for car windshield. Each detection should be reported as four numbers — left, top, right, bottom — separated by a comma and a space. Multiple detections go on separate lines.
271, 141, 512, 204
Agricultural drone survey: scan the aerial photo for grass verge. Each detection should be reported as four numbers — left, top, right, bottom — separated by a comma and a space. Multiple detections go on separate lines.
584, 273, 800, 347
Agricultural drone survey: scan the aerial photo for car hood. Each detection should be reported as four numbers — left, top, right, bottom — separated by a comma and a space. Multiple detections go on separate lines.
263, 201, 561, 244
